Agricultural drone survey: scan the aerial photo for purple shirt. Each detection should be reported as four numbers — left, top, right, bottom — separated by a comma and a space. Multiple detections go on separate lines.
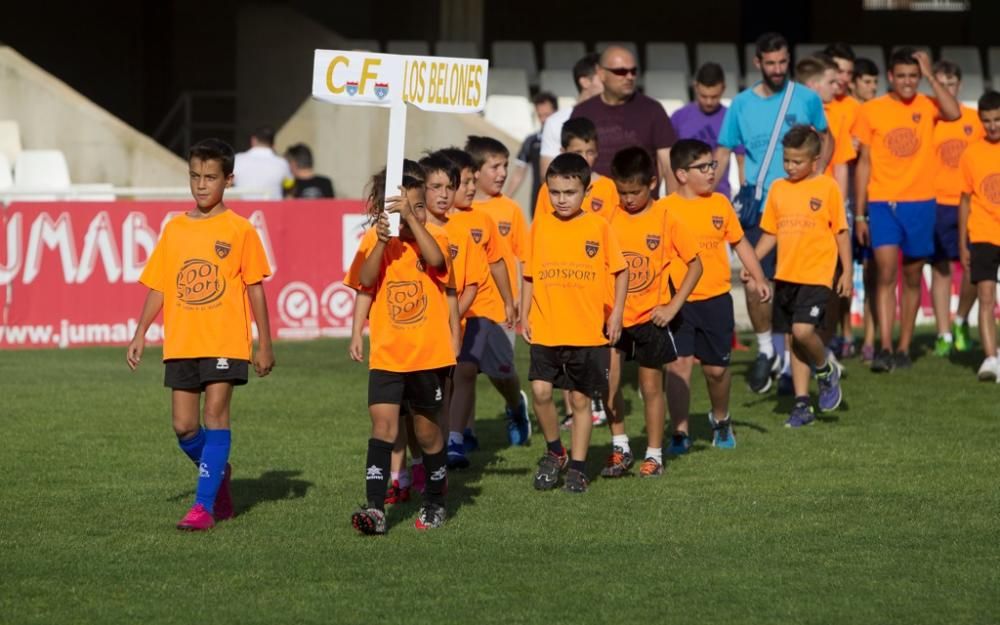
670, 102, 744, 199
571, 93, 677, 176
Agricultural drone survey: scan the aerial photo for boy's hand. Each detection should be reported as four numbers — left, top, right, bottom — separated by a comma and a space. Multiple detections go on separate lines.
959, 243, 971, 270
349, 334, 364, 362
913, 50, 934, 78
606, 309, 624, 345
754, 280, 772, 303
855, 220, 870, 246
836, 272, 853, 298
521, 322, 532, 344
384, 186, 414, 221
374, 213, 391, 243
126, 336, 144, 370
503, 301, 516, 329
739, 268, 752, 283
254, 345, 275, 377
650, 303, 678, 328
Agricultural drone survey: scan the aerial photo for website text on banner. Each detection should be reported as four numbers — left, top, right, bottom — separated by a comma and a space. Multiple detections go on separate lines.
0, 201, 368, 349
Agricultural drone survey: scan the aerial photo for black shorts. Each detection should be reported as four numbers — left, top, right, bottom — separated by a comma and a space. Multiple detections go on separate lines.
745, 226, 776, 281
528, 344, 609, 399
164, 358, 249, 390
368, 367, 450, 415
669, 293, 735, 367
772, 281, 832, 332
613, 321, 678, 368
969, 242, 1000, 284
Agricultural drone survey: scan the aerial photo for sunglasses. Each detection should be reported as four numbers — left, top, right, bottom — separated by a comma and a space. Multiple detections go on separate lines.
685, 160, 718, 174
602, 66, 638, 77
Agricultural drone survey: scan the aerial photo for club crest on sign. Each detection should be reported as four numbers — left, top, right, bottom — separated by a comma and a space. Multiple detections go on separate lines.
912, 113, 922, 123
498, 221, 511, 236
346, 81, 359, 96
585, 240, 599, 258
810, 197, 822, 211
374, 82, 389, 100
215, 241, 231, 259
964, 125, 973, 136
591, 198, 604, 212
470, 228, 482, 243
646, 234, 661, 250
712, 216, 724, 230
448, 244, 459, 259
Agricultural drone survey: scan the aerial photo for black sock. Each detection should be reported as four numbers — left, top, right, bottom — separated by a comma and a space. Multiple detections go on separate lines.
795, 395, 810, 406
546, 439, 565, 456
570, 459, 586, 473
422, 448, 447, 506
816, 361, 832, 376
365, 438, 393, 510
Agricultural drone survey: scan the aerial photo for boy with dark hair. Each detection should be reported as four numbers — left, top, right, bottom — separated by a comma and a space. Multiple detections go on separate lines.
535, 117, 620, 221
522, 153, 627, 493
746, 126, 851, 427
283, 143, 335, 198
126, 138, 275, 531
851, 59, 880, 102
600, 146, 703, 477
664, 139, 769, 453
929, 60, 983, 356
958, 91, 1000, 380
540, 53, 604, 176
853, 47, 961, 372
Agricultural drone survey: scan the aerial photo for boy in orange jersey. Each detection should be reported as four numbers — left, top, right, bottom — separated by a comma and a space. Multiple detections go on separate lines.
853, 47, 961, 372
746, 126, 852, 427
535, 117, 620, 222
663, 139, 770, 454
929, 60, 984, 357
435, 147, 528, 467
126, 138, 274, 531
599, 147, 703, 478
522, 153, 627, 493
958, 91, 1000, 381
344, 161, 460, 534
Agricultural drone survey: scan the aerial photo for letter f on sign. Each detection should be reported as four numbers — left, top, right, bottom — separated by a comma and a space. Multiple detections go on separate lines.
359, 58, 381, 95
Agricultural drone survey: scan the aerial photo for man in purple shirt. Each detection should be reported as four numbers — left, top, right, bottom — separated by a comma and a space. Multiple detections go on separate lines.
570, 46, 678, 188
670, 62, 745, 199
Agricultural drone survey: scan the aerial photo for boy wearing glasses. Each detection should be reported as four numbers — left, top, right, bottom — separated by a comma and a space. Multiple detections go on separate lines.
570, 46, 677, 189
663, 139, 770, 453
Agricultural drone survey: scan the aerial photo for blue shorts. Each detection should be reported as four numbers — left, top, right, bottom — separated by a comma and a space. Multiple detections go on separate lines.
869, 199, 935, 259
847, 210, 873, 262
932, 203, 960, 262
744, 226, 776, 281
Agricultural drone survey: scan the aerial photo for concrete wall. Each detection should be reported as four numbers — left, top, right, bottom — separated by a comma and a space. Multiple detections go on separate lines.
0, 46, 186, 187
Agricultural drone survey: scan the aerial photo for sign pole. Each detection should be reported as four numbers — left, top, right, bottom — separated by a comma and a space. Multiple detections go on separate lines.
384, 99, 407, 235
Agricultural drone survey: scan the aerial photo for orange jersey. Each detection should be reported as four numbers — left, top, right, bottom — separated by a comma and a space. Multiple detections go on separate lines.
535, 174, 620, 222
960, 139, 1000, 246
140, 210, 271, 361
852, 93, 941, 202
524, 211, 626, 346
662, 193, 745, 301
933, 105, 985, 206
610, 202, 697, 327
448, 206, 507, 323
760, 175, 848, 287
440, 218, 490, 306
344, 228, 456, 372
471, 193, 528, 300
824, 96, 859, 175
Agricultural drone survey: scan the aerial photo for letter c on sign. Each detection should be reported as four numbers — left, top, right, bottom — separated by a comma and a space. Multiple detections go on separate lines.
326, 55, 349, 94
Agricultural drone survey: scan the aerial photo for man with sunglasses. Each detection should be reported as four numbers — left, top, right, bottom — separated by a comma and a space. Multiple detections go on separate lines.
570, 46, 677, 191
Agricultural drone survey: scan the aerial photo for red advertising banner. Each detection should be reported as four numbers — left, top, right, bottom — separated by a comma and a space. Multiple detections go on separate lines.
0, 200, 371, 349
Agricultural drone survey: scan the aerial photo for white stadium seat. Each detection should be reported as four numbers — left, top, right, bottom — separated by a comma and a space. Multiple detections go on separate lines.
793, 43, 827, 62
643, 70, 689, 101
486, 69, 530, 98
940, 46, 983, 79
539, 69, 578, 99
853, 44, 885, 71
646, 42, 690, 76
386, 40, 429, 56
544, 41, 586, 70
436, 41, 479, 59
492, 41, 538, 86
484, 95, 535, 141
987, 47, 1000, 89
14, 150, 71, 189
0, 153, 12, 190
959, 74, 985, 107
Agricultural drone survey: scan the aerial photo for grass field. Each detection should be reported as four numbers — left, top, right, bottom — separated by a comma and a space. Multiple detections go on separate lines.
1, 334, 998, 625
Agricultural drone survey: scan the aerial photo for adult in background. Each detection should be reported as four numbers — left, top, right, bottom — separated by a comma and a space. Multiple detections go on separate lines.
670, 62, 745, 200
713, 32, 833, 394
570, 46, 677, 188
539, 53, 604, 177
233, 127, 292, 199
507, 92, 558, 212
284, 143, 335, 199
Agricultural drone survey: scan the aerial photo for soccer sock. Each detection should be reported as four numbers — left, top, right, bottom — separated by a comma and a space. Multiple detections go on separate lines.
365, 438, 393, 510
546, 439, 565, 456
795, 395, 810, 406
448, 431, 464, 448
645, 447, 663, 462
398, 469, 412, 489
940, 332, 953, 342
816, 359, 833, 377
177, 427, 206, 465
422, 448, 447, 506
411, 456, 423, 467
782, 350, 792, 375
569, 459, 586, 473
193, 429, 231, 515
954, 317, 966, 327
611, 434, 630, 454
756, 331, 774, 358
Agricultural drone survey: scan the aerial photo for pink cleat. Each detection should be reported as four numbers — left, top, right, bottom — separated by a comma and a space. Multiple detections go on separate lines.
176, 504, 215, 531
214, 463, 234, 521
411, 463, 426, 494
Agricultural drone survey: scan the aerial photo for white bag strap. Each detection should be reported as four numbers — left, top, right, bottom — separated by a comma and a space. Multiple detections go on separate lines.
754, 82, 796, 201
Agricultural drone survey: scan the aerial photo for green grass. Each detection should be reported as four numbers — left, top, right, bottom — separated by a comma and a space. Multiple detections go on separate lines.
1, 335, 998, 625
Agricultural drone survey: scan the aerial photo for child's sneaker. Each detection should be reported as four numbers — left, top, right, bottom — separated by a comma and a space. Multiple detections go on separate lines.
176, 504, 215, 531
591, 399, 607, 426
533, 450, 568, 490
639, 457, 664, 477
953, 321, 971, 352
213, 463, 234, 521
785, 400, 816, 428
505, 390, 532, 446
414, 503, 447, 530
667, 433, 691, 456
599, 447, 634, 478
463, 428, 480, 453
446, 442, 470, 470
411, 463, 426, 494
709, 413, 736, 449
561, 468, 589, 493
934, 335, 953, 357
816, 359, 843, 412
351, 506, 386, 535
385, 480, 410, 504
977, 356, 998, 382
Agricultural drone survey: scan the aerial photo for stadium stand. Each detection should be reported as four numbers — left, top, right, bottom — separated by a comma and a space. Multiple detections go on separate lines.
940, 45, 983, 78
483, 96, 536, 149
643, 70, 689, 115
492, 41, 539, 86
543, 41, 586, 70
539, 69, 578, 99
793, 43, 826, 62
988, 46, 1000, 88
435, 41, 479, 59
346, 39, 380, 52
853, 44, 886, 70
697, 43, 740, 98
486, 69, 531, 98
0, 153, 12, 190
386, 40, 430, 55
645, 42, 691, 75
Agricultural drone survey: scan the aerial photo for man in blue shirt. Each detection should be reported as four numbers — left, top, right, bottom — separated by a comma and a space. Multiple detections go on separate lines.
712, 32, 833, 394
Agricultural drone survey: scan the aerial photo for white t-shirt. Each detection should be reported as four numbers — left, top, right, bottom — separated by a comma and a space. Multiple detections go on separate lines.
539, 106, 573, 158
233, 146, 292, 199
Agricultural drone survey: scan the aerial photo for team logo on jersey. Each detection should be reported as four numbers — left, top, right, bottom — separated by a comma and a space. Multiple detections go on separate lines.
624, 252, 654, 293
981, 174, 1000, 205
939, 139, 967, 168
712, 216, 724, 230
448, 244, 459, 259
646, 234, 661, 250
498, 221, 511, 235
176, 259, 226, 306
470, 228, 483, 243
810, 197, 823, 211
386, 280, 428, 325
912, 113, 922, 123
964, 125, 974, 136
884, 127, 921, 158
374, 82, 389, 100
591, 198, 604, 212
214, 241, 231, 259
346, 81, 359, 96
585, 240, 599, 258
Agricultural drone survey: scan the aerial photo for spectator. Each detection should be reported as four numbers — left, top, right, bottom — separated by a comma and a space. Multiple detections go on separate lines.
284, 143, 335, 199
233, 127, 292, 199
507, 92, 558, 211
539, 53, 604, 178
